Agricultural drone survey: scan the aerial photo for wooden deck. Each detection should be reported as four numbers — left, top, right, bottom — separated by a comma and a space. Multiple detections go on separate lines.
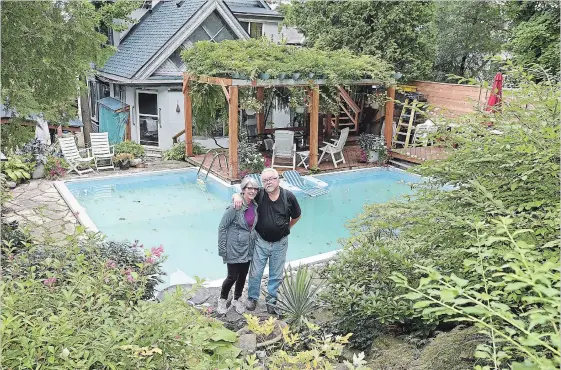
186, 146, 386, 184
390, 146, 450, 164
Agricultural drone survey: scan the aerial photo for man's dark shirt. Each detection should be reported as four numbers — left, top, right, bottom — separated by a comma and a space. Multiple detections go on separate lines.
255, 188, 301, 242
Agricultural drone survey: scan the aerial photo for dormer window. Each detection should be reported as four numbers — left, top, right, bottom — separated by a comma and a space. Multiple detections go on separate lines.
240, 22, 263, 39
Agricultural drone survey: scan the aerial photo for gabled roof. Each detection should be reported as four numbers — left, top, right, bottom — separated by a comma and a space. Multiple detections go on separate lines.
100, 0, 208, 79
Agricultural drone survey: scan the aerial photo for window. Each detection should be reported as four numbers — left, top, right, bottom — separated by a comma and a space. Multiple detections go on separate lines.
240, 21, 263, 39
113, 84, 126, 103
187, 11, 235, 44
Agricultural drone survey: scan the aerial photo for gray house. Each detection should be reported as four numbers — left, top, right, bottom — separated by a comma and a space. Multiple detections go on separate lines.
91, 0, 300, 151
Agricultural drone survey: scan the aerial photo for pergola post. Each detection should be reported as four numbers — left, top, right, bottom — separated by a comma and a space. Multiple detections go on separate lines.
228, 86, 239, 179
256, 87, 265, 134
384, 86, 396, 150
183, 75, 193, 156
309, 85, 320, 168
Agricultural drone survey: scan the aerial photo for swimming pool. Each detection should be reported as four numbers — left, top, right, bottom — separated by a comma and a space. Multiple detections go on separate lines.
60, 168, 420, 287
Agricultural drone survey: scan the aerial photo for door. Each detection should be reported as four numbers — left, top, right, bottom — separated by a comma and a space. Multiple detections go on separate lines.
137, 91, 160, 147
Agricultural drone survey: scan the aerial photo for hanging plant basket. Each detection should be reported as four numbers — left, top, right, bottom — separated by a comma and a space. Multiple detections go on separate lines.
295, 106, 305, 114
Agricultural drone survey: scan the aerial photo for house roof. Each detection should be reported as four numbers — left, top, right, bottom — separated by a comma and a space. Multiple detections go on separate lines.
100, 0, 209, 79
227, 5, 281, 17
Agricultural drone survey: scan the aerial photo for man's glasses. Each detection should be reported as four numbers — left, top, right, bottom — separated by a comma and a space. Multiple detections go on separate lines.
262, 177, 279, 183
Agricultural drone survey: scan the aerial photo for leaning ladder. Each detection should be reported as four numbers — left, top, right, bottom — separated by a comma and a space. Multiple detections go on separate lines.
196, 149, 229, 183
393, 99, 418, 149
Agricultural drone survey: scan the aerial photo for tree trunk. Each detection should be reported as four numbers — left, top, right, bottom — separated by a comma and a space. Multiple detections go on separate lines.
80, 77, 92, 147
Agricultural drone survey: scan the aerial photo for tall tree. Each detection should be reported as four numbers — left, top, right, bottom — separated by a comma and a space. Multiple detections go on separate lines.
1, 0, 139, 122
432, 1, 507, 82
280, 1, 436, 81
506, 0, 560, 78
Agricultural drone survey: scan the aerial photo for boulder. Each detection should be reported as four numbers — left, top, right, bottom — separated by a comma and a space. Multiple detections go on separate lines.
237, 333, 257, 355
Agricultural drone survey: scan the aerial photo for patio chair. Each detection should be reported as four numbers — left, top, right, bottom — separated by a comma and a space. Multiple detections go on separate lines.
90, 132, 115, 171
283, 170, 329, 197
412, 119, 437, 146
58, 137, 95, 176
317, 127, 350, 168
271, 130, 296, 170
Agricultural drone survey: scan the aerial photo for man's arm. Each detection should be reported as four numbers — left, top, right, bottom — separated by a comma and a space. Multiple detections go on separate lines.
289, 216, 300, 230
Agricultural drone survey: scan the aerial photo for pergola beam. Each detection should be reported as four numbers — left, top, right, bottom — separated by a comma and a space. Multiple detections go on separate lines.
183, 75, 193, 156
384, 86, 396, 150
228, 86, 239, 179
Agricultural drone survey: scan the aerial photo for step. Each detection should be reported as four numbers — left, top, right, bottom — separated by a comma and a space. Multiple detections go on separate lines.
143, 145, 163, 159
388, 159, 414, 170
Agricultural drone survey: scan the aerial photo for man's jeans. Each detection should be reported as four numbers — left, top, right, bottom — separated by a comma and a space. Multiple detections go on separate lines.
247, 234, 288, 304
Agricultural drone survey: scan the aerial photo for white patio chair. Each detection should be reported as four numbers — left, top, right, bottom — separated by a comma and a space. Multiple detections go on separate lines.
271, 130, 296, 170
90, 132, 115, 171
318, 127, 349, 168
58, 137, 95, 176
413, 119, 437, 146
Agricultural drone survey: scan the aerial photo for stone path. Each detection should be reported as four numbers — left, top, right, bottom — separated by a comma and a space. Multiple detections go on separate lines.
2, 160, 191, 244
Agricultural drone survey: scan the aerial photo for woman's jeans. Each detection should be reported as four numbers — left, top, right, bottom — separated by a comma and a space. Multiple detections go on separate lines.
247, 234, 288, 304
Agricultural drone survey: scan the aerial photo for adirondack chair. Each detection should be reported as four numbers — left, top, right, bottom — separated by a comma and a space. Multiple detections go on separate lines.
271, 130, 296, 170
283, 170, 328, 197
58, 137, 95, 176
90, 132, 115, 171
318, 127, 349, 168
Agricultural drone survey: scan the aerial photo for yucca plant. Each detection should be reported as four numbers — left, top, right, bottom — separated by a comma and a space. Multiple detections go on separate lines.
274, 265, 323, 331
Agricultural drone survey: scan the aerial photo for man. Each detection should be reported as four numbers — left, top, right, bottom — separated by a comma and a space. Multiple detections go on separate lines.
233, 168, 301, 313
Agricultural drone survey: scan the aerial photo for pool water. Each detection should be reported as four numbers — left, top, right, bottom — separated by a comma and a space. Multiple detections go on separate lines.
66, 168, 420, 286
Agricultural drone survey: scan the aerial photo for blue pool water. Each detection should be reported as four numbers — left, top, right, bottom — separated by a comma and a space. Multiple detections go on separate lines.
66, 168, 420, 286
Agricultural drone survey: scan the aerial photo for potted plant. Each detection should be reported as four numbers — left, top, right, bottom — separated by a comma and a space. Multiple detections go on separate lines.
358, 134, 387, 163
17, 139, 47, 179
114, 153, 134, 170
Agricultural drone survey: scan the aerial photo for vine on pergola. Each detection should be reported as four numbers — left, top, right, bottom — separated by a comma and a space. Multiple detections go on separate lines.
182, 38, 395, 134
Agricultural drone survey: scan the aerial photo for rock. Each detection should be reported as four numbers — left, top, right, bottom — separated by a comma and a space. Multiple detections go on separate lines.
335, 363, 348, 370
7, 181, 16, 189
255, 350, 267, 359
237, 334, 257, 355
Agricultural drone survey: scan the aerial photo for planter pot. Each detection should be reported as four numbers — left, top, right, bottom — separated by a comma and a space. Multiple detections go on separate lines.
292, 72, 301, 80
119, 160, 130, 170
278, 73, 286, 80
231, 72, 241, 79
245, 109, 256, 116
367, 150, 379, 163
295, 106, 305, 114
32, 163, 45, 179
259, 73, 270, 80
308, 72, 315, 79
130, 158, 142, 167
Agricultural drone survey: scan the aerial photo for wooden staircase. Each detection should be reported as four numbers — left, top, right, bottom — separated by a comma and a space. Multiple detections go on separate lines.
330, 86, 361, 133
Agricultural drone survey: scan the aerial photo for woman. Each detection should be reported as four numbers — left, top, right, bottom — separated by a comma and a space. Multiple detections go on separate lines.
217, 176, 260, 314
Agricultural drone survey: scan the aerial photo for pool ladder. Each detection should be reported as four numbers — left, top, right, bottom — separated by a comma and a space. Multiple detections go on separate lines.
196, 149, 228, 188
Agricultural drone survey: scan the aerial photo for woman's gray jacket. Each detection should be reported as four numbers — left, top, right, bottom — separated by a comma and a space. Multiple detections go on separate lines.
218, 200, 258, 264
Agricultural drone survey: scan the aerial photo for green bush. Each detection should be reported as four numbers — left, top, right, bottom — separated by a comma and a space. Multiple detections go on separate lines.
163, 142, 206, 161
0, 154, 35, 183
322, 62, 560, 362
44, 155, 70, 179
0, 120, 35, 153
1, 232, 241, 369
114, 140, 145, 159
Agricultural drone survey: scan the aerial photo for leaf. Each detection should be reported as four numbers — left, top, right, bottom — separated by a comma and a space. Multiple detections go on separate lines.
439, 289, 458, 302
211, 327, 238, 343
413, 300, 432, 309
504, 282, 529, 292
450, 273, 469, 287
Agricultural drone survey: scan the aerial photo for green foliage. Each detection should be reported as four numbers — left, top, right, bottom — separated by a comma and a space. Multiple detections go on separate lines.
274, 265, 323, 331
190, 82, 229, 137
432, 2, 507, 81
0, 121, 35, 153
44, 155, 70, 180
0, 174, 12, 208
393, 219, 560, 370
0, 154, 35, 183
1, 0, 139, 121
322, 63, 560, 358
1, 233, 241, 369
506, 1, 560, 78
114, 140, 145, 159
280, 1, 435, 80
358, 134, 387, 162
163, 142, 206, 161
182, 38, 395, 84
238, 130, 265, 176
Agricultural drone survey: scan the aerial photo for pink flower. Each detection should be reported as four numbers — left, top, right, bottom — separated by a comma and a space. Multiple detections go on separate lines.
145, 257, 155, 264
106, 259, 117, 269
43, 277, 57, 286
151, 245, 164, 258
126, 274, 134, 282
124, 268, 135, 282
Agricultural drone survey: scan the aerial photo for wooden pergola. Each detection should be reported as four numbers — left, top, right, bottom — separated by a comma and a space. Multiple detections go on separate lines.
182, 72, 396, 179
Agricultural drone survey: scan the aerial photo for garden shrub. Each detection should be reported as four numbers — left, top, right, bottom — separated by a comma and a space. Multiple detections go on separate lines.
0, 154, 35, 183
0, 120, 35, 153
114, 140, 145, 158
322, 62, 560, 364
44, 155, 70, 179
162, 141, 206, 161
238, 130, 265, 177
1, 232, 241, 369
